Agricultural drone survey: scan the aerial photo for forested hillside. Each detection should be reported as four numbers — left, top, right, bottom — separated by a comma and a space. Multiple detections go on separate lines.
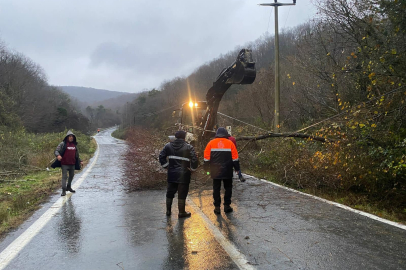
60, 86, 133, 104
0, 44, 125, 135
122, 0, 406, 220
0, 43, 89, 133
0, 41, 122, 174
59, 87, 137, 130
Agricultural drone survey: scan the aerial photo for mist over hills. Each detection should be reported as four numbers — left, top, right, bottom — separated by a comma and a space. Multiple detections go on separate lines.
91, 92, 140, 112
60, 86, 135, 104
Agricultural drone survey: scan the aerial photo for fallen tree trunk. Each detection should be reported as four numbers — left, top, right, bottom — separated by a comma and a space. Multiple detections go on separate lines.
236, 132, 331, 143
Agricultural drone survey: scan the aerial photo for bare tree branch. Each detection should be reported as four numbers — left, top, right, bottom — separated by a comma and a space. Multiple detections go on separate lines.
237, 132, 332, 143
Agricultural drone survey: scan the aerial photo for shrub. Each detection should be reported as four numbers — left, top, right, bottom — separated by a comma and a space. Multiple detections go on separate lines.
122, 127, 167, 191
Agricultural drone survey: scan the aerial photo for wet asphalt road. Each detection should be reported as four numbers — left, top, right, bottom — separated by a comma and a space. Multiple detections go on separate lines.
0, 128, 405, 270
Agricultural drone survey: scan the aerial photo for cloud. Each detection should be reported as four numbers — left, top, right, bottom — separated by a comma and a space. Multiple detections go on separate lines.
0, 0, 317, 93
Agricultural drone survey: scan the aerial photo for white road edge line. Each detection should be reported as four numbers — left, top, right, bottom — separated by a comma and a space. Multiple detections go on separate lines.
187, 198, 256, 270
0, 141, 100, 270
249, 174, 406, 231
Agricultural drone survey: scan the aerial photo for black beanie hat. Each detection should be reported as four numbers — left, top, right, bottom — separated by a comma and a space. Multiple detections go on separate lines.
175, 130, 186, 139
215, 127, 229, 138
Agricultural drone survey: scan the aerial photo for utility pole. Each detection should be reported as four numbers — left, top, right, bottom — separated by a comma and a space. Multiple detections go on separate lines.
259, 0, 296, 132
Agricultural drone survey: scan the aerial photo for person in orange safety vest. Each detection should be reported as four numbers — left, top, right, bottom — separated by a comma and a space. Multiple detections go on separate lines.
204, 127, 240, 214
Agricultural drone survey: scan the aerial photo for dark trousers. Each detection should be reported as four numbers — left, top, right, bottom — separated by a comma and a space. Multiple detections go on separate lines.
166, 183, 190, 200
213, 178, 233, 207
61, 165, 75, 189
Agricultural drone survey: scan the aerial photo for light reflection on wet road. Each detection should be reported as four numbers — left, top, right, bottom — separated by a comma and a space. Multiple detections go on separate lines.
0, 128, 405, 270
0, 129, 238, 270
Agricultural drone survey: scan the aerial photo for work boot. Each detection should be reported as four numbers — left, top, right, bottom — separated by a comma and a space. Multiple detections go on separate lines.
166, 198, 173, 216
178, 199, 191, 218
66, 184, 76, 193
61, 188, 66, 196
224, 205, 233, 213
214, 206, 221, 215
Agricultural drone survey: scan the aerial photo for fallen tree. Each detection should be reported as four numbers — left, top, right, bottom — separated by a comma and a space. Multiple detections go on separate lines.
236, 132, 331, 143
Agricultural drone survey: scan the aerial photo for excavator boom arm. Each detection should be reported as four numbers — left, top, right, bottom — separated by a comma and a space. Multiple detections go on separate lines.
201, 49, 256, 141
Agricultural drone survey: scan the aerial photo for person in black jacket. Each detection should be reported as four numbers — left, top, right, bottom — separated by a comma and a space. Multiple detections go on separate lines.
51, 130, 83, 196
159, 130, 198, 218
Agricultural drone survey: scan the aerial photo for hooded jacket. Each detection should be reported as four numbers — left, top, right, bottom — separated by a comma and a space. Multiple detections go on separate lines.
159, 138, 198, 184
51, 130, 81, 170
204, 127, 240, 179
228, 136, 237, 147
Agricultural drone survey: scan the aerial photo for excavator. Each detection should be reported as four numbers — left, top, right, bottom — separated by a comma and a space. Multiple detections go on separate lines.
173, 49, 256, 150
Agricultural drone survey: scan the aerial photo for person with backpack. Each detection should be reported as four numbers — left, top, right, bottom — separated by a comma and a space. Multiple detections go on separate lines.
51, 130, 83, 196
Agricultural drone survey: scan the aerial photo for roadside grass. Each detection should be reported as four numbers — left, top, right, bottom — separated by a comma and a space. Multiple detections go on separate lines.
0, 137, 97, 237
316, 191, 404, 223
0, 170, 61, 236
111, 128, 126, 140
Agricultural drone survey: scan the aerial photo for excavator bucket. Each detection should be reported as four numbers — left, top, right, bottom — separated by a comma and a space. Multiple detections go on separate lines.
200, 48, 257, 146
206, 49, 256, 105
224, 49, 256, 85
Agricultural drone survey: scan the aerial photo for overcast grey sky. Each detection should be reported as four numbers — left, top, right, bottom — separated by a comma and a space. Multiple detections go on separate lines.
0, 0, 317, 93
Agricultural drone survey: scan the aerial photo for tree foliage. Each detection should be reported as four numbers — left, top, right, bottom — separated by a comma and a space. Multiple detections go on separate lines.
122, 0, 406, 217
83, 105, 120, 130
0, 42, 90, 133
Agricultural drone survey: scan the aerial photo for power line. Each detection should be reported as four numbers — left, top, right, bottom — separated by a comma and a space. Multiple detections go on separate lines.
220, 84, 406, 135
283, 6, 292, 30
135, 103, 181, 118
295, 84, 406, 133
130, 84, 405, 136
266, 8, 273, 34
217, 112, 270, 133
